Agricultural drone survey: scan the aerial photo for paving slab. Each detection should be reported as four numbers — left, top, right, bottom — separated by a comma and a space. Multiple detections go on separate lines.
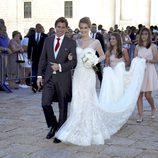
0, 87, 158, 158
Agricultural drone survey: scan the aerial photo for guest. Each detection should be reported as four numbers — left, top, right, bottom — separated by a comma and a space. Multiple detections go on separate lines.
106, 32, 130, 68
20, 27, 35, 87
27, 23, 47, 93
0, 25, 11, 54
135, 27, 158, 122
47, 27, 55, 36
8, 31, 24, 89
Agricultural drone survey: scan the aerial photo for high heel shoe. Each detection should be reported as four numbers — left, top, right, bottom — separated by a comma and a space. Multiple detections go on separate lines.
151, 108, 157, 119
136, 116, 143, 123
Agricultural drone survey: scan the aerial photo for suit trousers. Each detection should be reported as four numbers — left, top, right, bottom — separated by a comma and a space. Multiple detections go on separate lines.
42, 75, 68, 129
96, 63, 102, 84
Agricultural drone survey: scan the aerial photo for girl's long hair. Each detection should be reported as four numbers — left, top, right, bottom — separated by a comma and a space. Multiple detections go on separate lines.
138, 27, 152, 49
109, 32, 123, 58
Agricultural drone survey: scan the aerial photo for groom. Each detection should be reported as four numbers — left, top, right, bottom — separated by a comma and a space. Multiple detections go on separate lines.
37, 17, 77, 143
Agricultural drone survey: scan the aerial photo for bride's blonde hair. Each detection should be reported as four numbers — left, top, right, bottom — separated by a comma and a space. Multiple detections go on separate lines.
79, 17, 91, 28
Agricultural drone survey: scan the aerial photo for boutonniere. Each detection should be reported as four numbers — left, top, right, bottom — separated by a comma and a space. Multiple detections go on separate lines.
64, 48, 69, 52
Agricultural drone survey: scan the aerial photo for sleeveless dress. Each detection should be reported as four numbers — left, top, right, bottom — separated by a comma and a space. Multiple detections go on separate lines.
55, 42, 146, 146
137, 45, 158, 92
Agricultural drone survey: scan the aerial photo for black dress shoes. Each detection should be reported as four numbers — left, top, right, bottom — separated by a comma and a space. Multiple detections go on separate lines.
46, 127, 56, 139
32, 87, 37, 93
53, 138, 61, 143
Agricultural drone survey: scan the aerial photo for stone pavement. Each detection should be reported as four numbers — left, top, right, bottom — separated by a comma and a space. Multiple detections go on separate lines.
0, 87, 158, 158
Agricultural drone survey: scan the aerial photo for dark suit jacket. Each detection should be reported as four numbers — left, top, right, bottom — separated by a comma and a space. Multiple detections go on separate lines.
95, 32, 105, 55
38, 35, 77, 102
28, 32, 47, 67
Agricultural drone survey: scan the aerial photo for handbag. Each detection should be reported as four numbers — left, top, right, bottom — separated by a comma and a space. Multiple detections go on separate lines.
17, 53, 25, 63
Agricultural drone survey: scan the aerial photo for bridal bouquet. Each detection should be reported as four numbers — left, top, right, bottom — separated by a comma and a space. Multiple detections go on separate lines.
81, 48, 99, 71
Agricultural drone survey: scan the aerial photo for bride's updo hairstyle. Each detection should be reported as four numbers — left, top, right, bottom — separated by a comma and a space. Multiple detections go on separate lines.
79, 17, 91, 28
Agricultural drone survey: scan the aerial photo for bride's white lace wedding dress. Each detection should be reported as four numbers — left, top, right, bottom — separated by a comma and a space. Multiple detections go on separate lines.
55, 40, 146, 146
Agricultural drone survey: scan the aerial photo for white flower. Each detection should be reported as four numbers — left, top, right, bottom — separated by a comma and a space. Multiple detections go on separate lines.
81, 48, 98, 69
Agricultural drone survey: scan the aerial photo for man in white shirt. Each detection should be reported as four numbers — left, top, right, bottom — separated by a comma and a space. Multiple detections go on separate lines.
37, 17, 77, 143
28, 23, 47, 93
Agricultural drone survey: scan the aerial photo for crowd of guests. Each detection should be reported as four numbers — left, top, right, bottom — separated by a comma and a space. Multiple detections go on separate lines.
0, 18, 158, 92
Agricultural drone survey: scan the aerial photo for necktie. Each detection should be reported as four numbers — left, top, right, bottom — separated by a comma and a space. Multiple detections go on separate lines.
55, 38, 60, 52
92, 33, 95, 38
36, 33, 40, 43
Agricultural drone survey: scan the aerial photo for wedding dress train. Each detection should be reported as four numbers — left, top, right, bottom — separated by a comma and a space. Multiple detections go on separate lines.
99, 57, 146, 135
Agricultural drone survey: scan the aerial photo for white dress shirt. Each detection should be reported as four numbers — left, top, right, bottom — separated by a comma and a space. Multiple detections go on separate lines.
54, 35, 64, 58
54, 34, 65, 72
91, 32, 96, 39
35, 32, 41, 42
37, 34, 65, 78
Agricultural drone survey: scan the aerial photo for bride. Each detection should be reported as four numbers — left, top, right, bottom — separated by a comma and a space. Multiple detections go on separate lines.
55, 17, 146, 146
